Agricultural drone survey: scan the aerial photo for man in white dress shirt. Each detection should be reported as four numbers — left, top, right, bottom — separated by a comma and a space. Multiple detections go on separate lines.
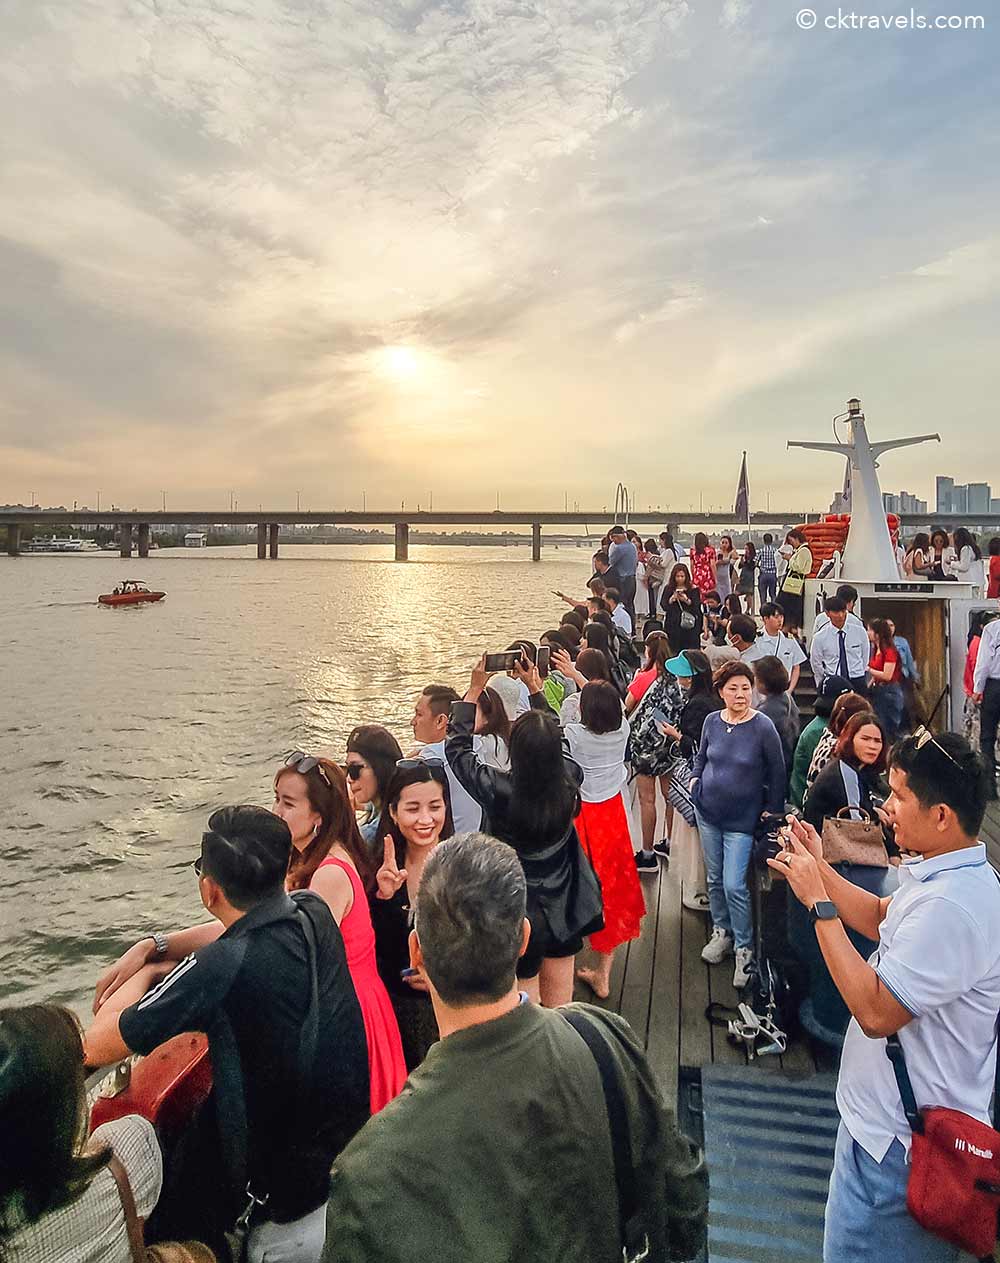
742, 602, 807, 691
813, 585, 864, 635
811, 597, 870, 695
972, 606, 1000, 800
412, 684, 484, 833
605, 587, 633, 636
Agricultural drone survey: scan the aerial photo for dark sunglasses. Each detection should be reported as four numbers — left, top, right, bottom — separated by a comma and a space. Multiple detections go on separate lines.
284, 750, 332, 788
192, 854, 204, 877
343, 762, 366, 781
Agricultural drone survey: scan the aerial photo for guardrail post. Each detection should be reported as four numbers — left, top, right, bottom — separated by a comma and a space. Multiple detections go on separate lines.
6, 525, 21, 556
532, 522, 542, 561
394, 522, 409, 561
120, 523, 133, 558
268, 522, 279, 559
257, 523, 267, 559
137, 524, 150, 558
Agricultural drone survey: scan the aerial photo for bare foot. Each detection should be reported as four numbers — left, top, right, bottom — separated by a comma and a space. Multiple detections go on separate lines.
576, 967, 611, 1000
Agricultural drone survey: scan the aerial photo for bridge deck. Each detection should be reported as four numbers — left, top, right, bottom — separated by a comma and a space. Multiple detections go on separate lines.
575, 800, 1000, 1111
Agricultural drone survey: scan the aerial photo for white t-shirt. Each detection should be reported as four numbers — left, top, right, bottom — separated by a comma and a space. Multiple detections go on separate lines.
420, 740, 483, 835
837, 843, 1000, 1161
611, 605, 633, 635
563, 718, 630, 803
478, 733, 510, 771
742, 632, 806, 676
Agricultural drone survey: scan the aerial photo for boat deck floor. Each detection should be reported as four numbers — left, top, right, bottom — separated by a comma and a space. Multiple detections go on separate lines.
573, 800, 1000, 1111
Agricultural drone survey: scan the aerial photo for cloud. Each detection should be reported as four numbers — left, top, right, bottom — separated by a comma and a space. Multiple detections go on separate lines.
1, 0, 998, 508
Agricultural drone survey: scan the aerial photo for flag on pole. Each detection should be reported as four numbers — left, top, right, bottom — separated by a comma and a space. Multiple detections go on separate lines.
734, 450, 750, 524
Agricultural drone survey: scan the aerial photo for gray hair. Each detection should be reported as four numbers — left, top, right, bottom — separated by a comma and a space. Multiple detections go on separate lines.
414, 832, 527, 1006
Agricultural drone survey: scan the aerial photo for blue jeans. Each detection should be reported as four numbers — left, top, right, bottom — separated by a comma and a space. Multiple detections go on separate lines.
872, 681, 905, 741
694, 810, 753, 949
824, 1123, 959, 1263
758, 573, 777, 606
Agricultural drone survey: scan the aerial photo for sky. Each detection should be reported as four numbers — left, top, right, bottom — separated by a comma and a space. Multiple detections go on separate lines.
1, 0, 998, 516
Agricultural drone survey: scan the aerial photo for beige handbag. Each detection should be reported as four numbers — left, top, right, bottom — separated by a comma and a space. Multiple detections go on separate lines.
821, 806, 889, 867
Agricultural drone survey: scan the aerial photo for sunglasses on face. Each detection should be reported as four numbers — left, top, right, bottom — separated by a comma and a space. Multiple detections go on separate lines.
343, 761, 367, 781
284, 750, 332, 788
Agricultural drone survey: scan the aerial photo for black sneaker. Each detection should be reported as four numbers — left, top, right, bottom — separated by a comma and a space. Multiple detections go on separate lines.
634, 851, 658, 872
652, 839, 670, 860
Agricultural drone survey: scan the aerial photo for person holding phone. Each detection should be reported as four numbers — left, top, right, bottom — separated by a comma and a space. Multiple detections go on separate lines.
445, 657, 604, 1007
565, 681, 644, 1000
660, 563, 702, 655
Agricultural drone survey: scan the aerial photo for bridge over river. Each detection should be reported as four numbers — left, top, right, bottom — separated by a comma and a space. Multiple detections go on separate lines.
4, 508, 999, 560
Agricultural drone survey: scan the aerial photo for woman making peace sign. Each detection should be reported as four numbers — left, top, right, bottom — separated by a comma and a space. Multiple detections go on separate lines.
369, 761, 454, 1069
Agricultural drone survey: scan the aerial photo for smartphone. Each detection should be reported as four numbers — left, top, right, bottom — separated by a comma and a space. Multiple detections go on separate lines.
400, 967, 418, 979
536, 645, 551, 675
651, 707, 669, 727
484, 650, 524, 673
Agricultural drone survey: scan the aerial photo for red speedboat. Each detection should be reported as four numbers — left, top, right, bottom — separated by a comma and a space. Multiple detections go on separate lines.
98, 580, 166, 606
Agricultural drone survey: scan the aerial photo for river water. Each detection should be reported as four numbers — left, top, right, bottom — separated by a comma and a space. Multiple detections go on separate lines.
1, 544, 593, 1012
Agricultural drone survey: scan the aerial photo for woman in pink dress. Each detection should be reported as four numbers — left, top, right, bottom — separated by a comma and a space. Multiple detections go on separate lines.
274, 753, 407, 1113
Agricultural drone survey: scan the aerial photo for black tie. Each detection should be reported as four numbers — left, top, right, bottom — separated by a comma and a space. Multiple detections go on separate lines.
838, 629, 849, 680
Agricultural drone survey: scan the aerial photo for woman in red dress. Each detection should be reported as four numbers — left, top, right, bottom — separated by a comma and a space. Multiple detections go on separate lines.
564, 682, 646, 998
689, 532, 718, 598
274, 754, 407, 1113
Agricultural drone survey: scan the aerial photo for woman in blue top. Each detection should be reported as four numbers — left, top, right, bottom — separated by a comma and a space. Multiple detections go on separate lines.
691, 660, 786, 988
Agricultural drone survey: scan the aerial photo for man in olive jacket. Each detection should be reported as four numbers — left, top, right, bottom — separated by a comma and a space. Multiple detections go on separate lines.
323, 832, 707, 1263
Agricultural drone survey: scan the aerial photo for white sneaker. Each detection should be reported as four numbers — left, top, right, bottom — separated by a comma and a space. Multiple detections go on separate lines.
701, 927, 734, 964
733, 948, 754, 989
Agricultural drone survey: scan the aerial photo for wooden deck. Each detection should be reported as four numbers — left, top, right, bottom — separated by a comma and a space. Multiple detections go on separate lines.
576, 800, 1000, 1110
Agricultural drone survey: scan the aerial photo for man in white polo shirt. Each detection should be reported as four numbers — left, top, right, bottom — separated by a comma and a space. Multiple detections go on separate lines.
604, 587, 633, 636
742, 601, 807, 691
772, 728, 1000, 1262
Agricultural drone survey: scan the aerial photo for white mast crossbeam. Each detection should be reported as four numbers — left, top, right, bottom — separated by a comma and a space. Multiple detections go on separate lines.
788, 404, 939, 583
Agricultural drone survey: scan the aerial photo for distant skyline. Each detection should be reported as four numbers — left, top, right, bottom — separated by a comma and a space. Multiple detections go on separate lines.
2, 2, 998, 512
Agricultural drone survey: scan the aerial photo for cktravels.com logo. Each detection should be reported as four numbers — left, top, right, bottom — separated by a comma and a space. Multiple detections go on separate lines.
796, 8, 985, 29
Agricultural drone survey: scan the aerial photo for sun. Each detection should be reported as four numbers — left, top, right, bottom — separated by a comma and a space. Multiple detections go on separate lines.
376, 344, 423, 382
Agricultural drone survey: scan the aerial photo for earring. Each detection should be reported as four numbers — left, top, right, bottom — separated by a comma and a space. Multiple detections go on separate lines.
312, 823, 320, 838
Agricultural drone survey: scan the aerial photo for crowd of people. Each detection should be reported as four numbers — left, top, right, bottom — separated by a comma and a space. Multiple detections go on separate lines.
3, 521, 1000, 1263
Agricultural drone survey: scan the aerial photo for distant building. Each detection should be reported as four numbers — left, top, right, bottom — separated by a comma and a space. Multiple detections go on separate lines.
936, 476, 994, 517
935, 476, 954, 514
992, 499, 1000, 515
882, 490, 927, 516
184, 532, 207, 548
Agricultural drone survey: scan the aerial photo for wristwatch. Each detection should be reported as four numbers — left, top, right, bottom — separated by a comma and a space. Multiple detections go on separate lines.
809, 900, 839, 924
149, 931, 169, 959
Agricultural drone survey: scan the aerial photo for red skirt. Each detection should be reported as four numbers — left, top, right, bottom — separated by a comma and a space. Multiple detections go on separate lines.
577, 793, 646, 954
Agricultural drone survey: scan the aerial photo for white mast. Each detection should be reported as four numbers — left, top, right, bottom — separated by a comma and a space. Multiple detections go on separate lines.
788, 398, 939, 583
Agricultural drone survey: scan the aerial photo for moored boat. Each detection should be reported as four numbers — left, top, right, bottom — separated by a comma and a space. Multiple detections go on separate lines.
98, 579, 166, 606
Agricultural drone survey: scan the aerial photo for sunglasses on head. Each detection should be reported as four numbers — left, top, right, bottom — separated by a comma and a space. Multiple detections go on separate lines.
906, 726, 970, 775
284, 750, 332, 788
192, 854, 204, 877
395, 757, 448, 782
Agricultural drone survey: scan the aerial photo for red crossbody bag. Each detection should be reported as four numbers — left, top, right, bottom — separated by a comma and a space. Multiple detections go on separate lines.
886, 1029, 1000, 1260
